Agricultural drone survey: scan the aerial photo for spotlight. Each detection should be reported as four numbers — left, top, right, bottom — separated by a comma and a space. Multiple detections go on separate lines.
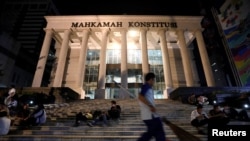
213, 100, 217, 104
243, 104, 249, 109
29, 100, 34, 105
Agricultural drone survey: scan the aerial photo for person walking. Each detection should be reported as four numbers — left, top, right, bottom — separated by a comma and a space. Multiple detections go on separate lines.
137, 72, 169, 141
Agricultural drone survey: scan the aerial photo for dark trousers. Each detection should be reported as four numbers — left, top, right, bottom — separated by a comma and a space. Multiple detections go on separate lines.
208, 117, 230, 126
108, 110, 120, 120
137, 117, 166, 141
191, 118, 209, 127
26, 117, 38, 126
75, 112, 87, 124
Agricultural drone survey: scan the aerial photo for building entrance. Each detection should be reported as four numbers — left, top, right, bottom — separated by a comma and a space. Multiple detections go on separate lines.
105, 65, 143, 99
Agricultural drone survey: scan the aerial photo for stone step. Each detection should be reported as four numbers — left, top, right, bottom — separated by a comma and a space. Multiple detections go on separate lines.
44, 119, 192, 125
42, 121, 193, 127
19, 130, 178, 136
5, 99, 211, 141
0, 135, 208, 141
0, 135, 183, 141
10, 125, 199, 132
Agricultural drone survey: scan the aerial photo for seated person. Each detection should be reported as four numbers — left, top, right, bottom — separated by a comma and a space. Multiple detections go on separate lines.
190, 104, 209, 135
222, 103, 249, 121
0, 104, 11, 135
14, 103, 30, 126
26, 103, 46, 126
108, 100, 121, 120
0, 103, 9, 117
88, 110, 109, 127
188, 93, 209, 106
209, 104, 230, 126
5, 96, 18, 117
74, 110, 93, 126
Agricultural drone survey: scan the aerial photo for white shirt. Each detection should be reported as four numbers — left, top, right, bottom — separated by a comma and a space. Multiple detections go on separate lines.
190, 109, 208, 121
0, 116, 11, 135
138, 83, 158, 120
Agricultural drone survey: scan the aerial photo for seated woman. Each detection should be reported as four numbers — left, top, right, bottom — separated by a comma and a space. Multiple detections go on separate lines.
5, 95, 18, 117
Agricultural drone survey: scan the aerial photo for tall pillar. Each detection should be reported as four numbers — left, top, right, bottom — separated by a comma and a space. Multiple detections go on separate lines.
158, 30, 173, 98
120, 29, 129, 98
96, 29, 109, 99
76, 29, 90, 99
177, 29, 194, 86
32, 29, 53, 87
195, 29, 215, 86
53, 29, 71, 87
140, 29, 149, 81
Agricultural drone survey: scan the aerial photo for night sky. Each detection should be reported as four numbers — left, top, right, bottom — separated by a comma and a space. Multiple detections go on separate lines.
52, 0, 202, 16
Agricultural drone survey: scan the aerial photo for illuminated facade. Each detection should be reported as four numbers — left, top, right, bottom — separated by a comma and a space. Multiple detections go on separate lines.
32, 15, 216, 99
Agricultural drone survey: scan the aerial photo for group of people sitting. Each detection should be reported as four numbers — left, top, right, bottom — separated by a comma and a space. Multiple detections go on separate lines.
187, 93, 209, 106
0, 86, 47, 135
74, 100, 121, 127
190, 103, 249, 135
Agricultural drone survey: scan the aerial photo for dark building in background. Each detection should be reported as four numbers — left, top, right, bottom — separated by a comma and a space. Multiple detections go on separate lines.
195, 0, 236, 86
0, 0, 59, 87
197, 0, 250, 86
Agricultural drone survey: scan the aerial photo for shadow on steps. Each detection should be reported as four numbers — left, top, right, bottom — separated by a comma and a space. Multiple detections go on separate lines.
162, 117, 203, 141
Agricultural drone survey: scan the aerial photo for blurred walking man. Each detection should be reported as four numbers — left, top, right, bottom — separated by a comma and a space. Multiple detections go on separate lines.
137, 72, 169, 141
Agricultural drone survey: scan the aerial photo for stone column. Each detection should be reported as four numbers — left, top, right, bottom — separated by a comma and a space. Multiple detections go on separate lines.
120, 29, 129, 98
32, 29, 53, 87
53, 29, 71, 87
195, 29, 215, 86
96, 29, 109, 99
76, 29, 90, 99
177, 29, 194, 86
158, 30, 173, 98
140, 29, 149, 82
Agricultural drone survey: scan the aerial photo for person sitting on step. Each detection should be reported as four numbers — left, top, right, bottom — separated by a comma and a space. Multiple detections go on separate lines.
208, 104, 230, 127
190, 104, 209, 135
0, 104, 11, 135
87, 110, 109, 127
108, 100, 121, 121
26, 103, 46, 126
74, 109, 93, 126
188, 93, 209, 106
14, 103, 30, 126
222, 102, 250, 121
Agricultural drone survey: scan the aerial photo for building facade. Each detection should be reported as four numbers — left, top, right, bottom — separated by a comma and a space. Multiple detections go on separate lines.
32, 15, 216, 99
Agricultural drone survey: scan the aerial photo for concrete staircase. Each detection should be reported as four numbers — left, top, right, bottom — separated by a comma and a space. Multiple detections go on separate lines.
0, 99, 210, 141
